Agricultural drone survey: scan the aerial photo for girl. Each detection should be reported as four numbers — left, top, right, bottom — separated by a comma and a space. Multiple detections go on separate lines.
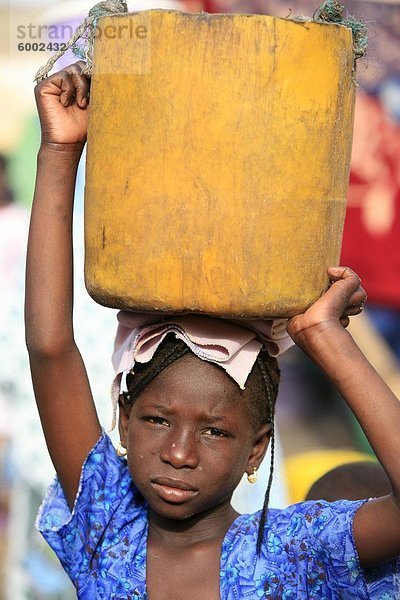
26, 62, 400, 599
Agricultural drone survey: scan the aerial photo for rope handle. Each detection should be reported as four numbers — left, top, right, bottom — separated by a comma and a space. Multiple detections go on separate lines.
313, 0, 368, 60
34, 0, 367, 83
34, 0, 128, 82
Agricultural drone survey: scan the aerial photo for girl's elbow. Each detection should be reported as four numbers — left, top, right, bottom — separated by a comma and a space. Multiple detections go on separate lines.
25, 334, 77, 360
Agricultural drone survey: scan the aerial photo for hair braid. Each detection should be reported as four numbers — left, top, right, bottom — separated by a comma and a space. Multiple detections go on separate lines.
255, 354, 277, 555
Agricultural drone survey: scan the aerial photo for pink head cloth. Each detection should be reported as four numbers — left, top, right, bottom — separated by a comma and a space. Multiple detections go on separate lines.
110, 312, 294, 429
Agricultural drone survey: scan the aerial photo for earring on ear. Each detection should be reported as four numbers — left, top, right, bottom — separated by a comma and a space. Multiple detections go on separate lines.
247, 467, 258, 484
116, 442, 128, 458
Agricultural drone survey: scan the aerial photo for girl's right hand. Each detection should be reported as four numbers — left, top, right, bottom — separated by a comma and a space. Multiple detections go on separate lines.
34, 62, 90, 146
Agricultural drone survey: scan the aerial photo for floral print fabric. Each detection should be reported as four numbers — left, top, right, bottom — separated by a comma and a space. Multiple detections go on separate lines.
37, 433, 399, 599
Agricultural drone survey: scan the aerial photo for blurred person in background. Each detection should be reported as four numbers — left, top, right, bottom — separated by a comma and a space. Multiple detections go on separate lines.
0, 152, 26, 600
0, 153, 27, 290
305, 461, 392, 503
341, 88, 400, 361
0, 146, 74, 599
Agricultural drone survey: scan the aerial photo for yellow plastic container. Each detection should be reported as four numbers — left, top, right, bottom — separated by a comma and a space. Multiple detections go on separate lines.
85, 10, 356, 318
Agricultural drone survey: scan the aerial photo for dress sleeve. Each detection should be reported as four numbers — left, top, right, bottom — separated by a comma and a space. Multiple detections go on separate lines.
36, 432, 142, 585
298, 499, 400, 598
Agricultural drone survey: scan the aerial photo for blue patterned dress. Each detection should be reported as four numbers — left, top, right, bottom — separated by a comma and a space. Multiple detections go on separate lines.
37, 433, 399, 599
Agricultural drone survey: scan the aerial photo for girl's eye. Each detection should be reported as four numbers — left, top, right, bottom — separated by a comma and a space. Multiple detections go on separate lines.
144, 416, 169, 427
203, 427, 230, 438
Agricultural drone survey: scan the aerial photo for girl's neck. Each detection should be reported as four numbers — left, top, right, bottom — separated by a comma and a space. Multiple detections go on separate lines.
148, 501, 239, 549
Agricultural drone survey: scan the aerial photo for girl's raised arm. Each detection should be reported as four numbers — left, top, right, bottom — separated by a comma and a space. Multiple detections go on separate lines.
25, 63, 101, 508
287, 266, 400, 567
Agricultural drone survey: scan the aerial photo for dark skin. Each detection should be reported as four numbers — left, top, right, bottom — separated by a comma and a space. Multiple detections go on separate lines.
26, 63, 400, 598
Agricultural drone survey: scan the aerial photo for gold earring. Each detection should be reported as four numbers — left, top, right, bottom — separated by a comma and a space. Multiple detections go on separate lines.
247, 467, 258, 484
117, 442, 128, 457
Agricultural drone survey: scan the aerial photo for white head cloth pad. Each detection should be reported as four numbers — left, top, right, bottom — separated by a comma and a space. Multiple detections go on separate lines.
110, 313, 294, 429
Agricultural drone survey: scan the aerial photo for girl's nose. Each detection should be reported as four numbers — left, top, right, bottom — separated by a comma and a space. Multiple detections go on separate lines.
160, 429, 199, 469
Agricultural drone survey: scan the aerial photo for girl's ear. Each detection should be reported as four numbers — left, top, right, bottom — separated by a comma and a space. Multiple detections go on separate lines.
118, 396, 130, 446
246, 423, 272, 473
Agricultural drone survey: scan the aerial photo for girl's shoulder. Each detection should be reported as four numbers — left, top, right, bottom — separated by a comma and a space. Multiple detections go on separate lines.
269, 497, 367, 530
222, 500, 397, 599
227, 498, 367, 558
239, 498, 367, 532
223, 501, 367, 597
37, 432, 148, 594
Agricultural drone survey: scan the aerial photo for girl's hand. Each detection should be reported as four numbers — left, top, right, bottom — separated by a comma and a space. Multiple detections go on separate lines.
34, 62, 90, 146
287, 266, 367, 346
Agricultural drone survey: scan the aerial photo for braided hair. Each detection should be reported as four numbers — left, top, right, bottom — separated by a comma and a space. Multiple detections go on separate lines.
121, 333, 280, 554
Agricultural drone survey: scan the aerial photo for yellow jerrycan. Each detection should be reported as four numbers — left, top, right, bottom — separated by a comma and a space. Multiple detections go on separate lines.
84, 10, 356, 318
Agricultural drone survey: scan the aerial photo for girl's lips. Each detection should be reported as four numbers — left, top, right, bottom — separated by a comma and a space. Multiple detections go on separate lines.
150, 480, 199, 503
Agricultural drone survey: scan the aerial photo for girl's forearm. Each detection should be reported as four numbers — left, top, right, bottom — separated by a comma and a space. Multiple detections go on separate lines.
299, 325, 400, 502
25, 143, 84, 356
27, 68, 100, 505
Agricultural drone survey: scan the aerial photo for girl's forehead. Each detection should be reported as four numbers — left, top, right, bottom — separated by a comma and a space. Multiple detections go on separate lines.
133, 357, 250, 420
149, 354, 240, 395
136, 380, 241, 413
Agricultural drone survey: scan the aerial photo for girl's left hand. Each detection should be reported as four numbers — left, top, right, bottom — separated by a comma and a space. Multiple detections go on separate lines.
286, 266, 367, 345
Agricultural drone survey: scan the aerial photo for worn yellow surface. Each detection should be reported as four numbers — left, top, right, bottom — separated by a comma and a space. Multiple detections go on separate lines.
85, 10, 355, 318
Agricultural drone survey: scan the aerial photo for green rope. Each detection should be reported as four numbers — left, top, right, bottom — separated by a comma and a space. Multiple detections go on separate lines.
313, 0, 368, 60
34, 0, 128, 82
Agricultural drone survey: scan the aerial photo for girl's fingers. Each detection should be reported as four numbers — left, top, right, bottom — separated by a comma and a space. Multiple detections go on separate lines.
348, 288, 367, 307
36, 62, 89, 108
328, 266, 360, 282
338, 270, 367, 316
328, 267, 361, 292
327, 266, 365, 306
68, 63, 90, 108
323, 267, 366, 323
58, 71, 77, 107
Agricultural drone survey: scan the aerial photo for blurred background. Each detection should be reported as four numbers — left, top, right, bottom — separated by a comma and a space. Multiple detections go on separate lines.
0, 0, 399, 597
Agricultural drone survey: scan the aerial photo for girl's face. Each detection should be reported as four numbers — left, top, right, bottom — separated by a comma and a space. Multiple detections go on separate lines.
119, 355, 270, 521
